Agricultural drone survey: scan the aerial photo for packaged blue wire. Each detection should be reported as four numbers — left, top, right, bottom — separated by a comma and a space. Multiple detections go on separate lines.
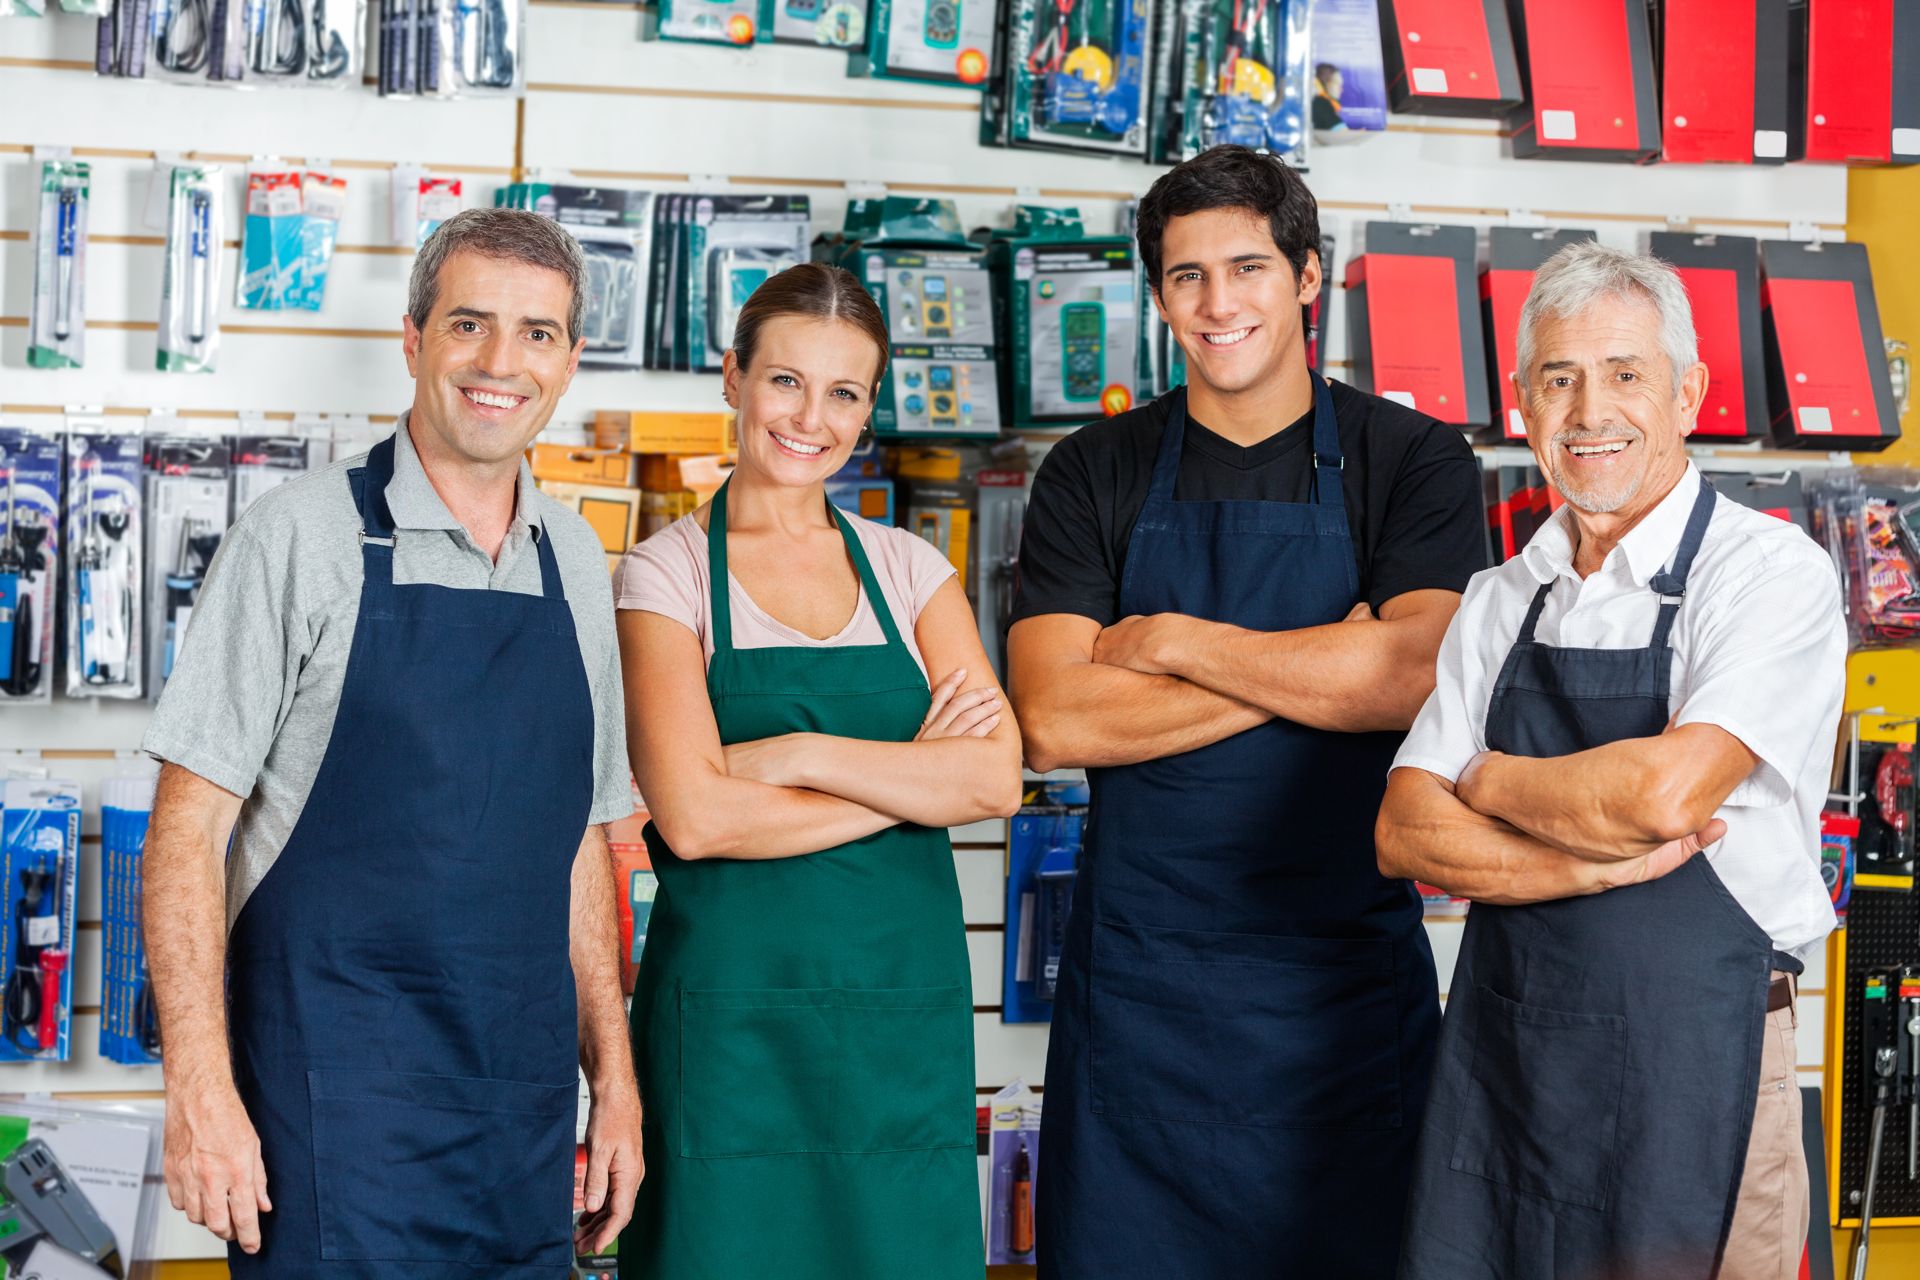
0, 778, 81, 1064
100, 775, 160, 1066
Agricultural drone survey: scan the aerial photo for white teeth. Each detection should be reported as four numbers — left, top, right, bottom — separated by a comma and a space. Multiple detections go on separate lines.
772, 431, 825, 456
1569, 442, 1628, 456
464, 389, 522, 410
1202, 328, 1252, 346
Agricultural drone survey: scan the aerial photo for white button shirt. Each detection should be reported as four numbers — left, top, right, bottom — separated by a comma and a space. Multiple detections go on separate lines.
1395, 463, 1846, 954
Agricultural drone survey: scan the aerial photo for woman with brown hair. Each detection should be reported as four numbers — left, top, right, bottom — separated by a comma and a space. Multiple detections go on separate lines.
612, 262, 1021, 1279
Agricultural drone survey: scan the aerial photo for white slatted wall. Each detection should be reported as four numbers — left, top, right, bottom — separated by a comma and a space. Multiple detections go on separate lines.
0, 4, 1852, 1261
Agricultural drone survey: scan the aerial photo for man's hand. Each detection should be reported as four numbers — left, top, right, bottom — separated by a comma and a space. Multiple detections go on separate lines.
164, 1081, 271, 1254
1093, 614, 1196, 675
1585, 819, 1727, 893
574, 1085, 644, 1255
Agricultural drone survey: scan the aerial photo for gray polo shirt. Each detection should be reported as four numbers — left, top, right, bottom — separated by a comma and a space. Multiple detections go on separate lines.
144, 417, 634, 928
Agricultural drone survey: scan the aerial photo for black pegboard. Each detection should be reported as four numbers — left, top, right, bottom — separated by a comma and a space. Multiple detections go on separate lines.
1837, 889, 1920, 1219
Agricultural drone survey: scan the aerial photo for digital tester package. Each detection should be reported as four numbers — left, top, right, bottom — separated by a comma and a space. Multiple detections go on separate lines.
853, 0, 997, 87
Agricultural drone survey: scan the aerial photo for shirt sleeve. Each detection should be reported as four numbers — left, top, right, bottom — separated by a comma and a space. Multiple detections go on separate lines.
614, 524, 703, 640
1392, 571, 1500, 783
1370, 425, 1488, 609
579, 562, 637, 826
891, 524, 959, 620
142, 523, 297, 798
1673, 541, 1847, 809
1010, 436, 1118, 627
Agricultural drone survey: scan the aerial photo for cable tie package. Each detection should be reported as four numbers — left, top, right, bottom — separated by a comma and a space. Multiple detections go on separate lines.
0, 778, 80, 1063
770, 0, 865, 48
27, 159, 88, 371
157, 165, 223, 374
232, 429, 313, 517
994, 0, 1151, 156
0, 426, 64, 707
101, 774, 162, 1066
65, 424, 145, 700
143, 434, 232, 700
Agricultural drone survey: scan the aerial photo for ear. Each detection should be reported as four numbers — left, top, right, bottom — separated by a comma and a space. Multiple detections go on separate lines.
1676, 360, 1710, 438
1295, 249, 1324, 307
402, 314, 422, 379
722, 348, 743, 408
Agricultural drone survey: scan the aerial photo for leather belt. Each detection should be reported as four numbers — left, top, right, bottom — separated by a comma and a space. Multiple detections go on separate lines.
1768, 974, 1794, 1014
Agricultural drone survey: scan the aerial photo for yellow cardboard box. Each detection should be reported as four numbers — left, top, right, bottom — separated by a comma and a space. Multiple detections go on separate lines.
596, 411, 737, 455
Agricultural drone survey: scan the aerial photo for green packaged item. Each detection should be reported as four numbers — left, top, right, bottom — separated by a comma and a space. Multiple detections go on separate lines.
852, 0, 996, 87
656, 0, 769, 45
991, 0, 1152, 156
770, 0, 866, 46
28, 160, 88, 371
686, 195, 810, 372
986, 207, 1139, 428
1152, 0, 1309, 165
156, 165, 222, 374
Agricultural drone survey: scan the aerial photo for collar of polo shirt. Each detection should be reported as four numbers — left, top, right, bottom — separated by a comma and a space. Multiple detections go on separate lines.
1520, 461, 1702, 588
385, 410, 544, 543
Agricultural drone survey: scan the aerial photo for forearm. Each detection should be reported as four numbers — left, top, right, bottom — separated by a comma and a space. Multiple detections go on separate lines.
652, 775, 897, 862
570, 826, 634, 1093
1017, 661, 1269, 771
1463, 733, 1730, 860
144, 782, 239, 1095
1169, 616, 1436, 732
1376, 769, 1626, 906
788, 735, 1022, 828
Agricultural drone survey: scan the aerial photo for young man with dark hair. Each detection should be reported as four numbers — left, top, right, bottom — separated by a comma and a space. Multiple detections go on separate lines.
1008, 145, 1485, 1278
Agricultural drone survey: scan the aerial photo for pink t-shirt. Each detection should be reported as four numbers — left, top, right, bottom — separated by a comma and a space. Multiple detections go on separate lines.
614, 511, 958, 677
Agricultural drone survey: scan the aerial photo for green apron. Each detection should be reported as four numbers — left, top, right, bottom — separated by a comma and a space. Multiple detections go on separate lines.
622, 480, 983, 1280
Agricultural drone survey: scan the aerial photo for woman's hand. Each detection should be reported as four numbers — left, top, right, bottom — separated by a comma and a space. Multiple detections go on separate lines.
916, 668, 1003, 742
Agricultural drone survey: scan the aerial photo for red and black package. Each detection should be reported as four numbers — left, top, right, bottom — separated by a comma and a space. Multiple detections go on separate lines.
1660, 0, 1797, 164
1345, 222, 1490, 432
1481, 227, 1597, 441
1507, 0, 1661, 163
1649, 232, 1768, 440
1378, 0, 1525, 116
1761, 240, 1901, 450
1802, 0, 1920, 165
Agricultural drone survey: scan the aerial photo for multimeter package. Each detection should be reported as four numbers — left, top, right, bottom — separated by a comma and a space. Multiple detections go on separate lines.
770, 0, 867, 48
985, 208, 1137, 427
102, 774, 162, 1066
1155, 0, 1309, 164
686, 195, 811, 372
157, 165, 223, 374
989, 0, 1152, 156
28, 160, 89, 371
0, 777, 81, 1063
143, 435, 233, 701
849, 245, 1002, 437
853, 0, 996, 87
1002, 783, 1088, 1024
536, 186, 657, 371
0, 427, 65, 707
64, 426, 145, 700
656, 0, 769, 46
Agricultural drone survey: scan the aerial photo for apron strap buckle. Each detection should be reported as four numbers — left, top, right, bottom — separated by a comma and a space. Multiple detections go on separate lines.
359, 531, 395, 549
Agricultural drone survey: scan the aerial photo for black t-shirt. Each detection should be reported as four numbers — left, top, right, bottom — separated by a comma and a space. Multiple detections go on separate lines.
1011, 380, 1488, 628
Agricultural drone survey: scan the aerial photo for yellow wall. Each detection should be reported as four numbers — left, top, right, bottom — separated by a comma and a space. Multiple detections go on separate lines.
1849, 165, 1920, 463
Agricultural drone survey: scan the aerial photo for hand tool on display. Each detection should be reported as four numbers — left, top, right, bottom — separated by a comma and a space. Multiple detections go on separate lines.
3, 859, 55, 1055
52, 190, 78, 342
0, 466, 19, 689
75, 463, 132, 689
0, 1139, 124, 1278
0, 465, 49, 699
185, 187, 212, 344
1852, 967, 1920, 1280
1008, 1137, 1034, 1256
161, 519, 221, 681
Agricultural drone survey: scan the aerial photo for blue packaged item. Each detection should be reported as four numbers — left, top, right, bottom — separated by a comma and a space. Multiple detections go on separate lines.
100, 776, 161, 1065
0, 778, 81, 1063
1308, 0, 1388, 139
1001, 780, 1090, 1024
237, 168, 305, 311
0, 427, 65, 705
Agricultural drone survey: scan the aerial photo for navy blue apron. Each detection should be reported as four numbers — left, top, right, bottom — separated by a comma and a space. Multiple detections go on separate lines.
226, 435, 594, 1279
1037, 380, 1440, 1279
1400, 475, 1789, 1280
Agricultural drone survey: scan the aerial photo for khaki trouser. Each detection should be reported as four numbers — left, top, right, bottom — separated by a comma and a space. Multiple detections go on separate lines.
1720, 972, 1808, 1280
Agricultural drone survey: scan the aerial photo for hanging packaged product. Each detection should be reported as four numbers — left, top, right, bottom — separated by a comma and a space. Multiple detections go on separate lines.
1302, 229, 1333, 373
1159, 0, 1309, 164
852, 0, 996, 87
986, 1081, 1043, 1264
447, 0, 524, 95
656, 0, 766, 45
147, 0, 215, 82
290, 170, 346, 310
1803, 0, 1920, 165
1001, 780, 1088, 1023
1345, 221, 1490, 432
1307, 0, 1386, 143
0, 427, 63, 707
27, 160, 88, 371
232, 0, 364, 83
1506, 0, 1660, 163
1646, 232, 1768, 441
100, 774, 162, 1066
143, 434, 233, 699
1700, 467, 1810, 533
984, 207, 1137, 429
973, 459, 1027, 679
205, 0, 254, 83
770, 0, 865, 48
0, 777, 80, 1063
95, 0, 153, 78
1376, 0, 1523, 116
1481, 226, 1596, 441
990, 0, 1151, 157
0, 1097, 163, 1276
687, 195, 810, 372
157, 165, 223, 374
64, 424, 145, 700
1762, 239, 1902, 450
232, 429, 313, 517
829, 199, 1003, 438
540, 186, 656, 371
1661, 0, 1794, 163
413, 173, 463, 249
237, 166, 304, 311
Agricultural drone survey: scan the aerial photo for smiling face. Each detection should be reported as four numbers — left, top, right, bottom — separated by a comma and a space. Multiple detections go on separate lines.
1517, 291, 1707, 518
1153, 206, 1319, 400
724, 313, 883, 487
402, 248, 584, 469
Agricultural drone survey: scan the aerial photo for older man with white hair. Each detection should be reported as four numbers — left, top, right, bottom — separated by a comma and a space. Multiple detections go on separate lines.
1380, 241, 1845, 1280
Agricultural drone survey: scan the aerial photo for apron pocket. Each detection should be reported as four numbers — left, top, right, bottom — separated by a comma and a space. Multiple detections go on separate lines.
307, 1068, 576, 1265
679, 984, 973, 1159
1088, 920, 1402, 1130
1447, 986, 1629, 1212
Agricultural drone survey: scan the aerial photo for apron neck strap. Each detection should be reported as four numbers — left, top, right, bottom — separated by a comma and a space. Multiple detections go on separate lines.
1146, 376, 1346, 506
1647, 473, 1718, 600
706, 479, 905, 656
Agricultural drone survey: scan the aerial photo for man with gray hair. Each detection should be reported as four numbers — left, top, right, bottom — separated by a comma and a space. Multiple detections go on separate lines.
141, 207, 643, 1278
1380, 240, 1844, 1280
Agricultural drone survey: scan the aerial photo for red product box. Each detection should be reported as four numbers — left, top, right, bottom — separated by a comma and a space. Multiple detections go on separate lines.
1648, 232, 1768, 440
1803, 0, 1920, 165
1761, 240, 1901, 450
1346, 223, 1491, 431
1480, 227, 1597, 440
1378, 0, 1525, 116
1699, 469, 1810, 533
1507, 0, 1661, 162
1661, 0, 1797, 163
